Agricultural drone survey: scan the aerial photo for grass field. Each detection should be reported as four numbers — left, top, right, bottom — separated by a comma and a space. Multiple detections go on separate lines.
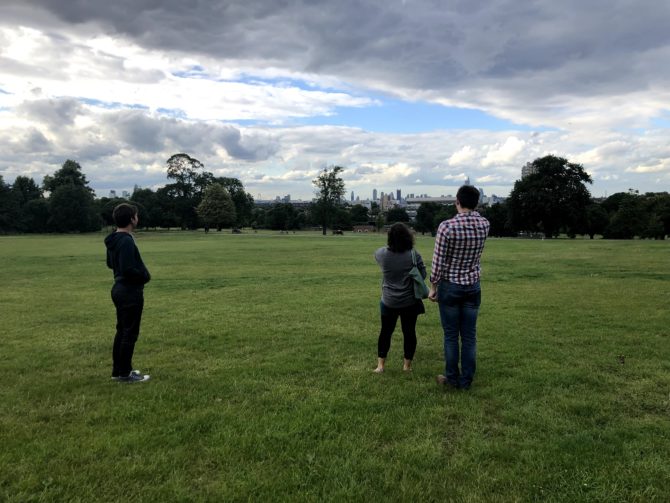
1, 231, 669, 502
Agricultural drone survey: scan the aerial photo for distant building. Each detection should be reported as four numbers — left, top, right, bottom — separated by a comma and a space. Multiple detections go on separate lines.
109, 190, 117, 198
372, 189, 378, 201
122, 190, 130, 198
464, 176, 471, 186
396, 189, 401, 202
351, 191, 354, 202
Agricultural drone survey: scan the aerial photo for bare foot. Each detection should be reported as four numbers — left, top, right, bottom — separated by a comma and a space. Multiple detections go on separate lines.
373, 366, 385, 373
403, 358, 412, 372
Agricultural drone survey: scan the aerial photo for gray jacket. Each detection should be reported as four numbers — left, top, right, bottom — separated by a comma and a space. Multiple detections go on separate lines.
374, 247, 427, 308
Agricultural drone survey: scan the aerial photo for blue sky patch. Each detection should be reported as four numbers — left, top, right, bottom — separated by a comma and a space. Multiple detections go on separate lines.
79, 98, 149, 110
295, 98, 550, 133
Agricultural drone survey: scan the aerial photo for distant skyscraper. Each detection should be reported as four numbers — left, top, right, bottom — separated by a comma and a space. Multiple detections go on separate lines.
464, 176, 471, 186
109, 190, 117, 198
351, 190, 354, 202
373, 188, 378, 201
396, 189, 401, 201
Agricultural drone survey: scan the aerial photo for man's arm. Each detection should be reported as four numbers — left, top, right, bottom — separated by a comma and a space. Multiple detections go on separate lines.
428, 222, 448, 301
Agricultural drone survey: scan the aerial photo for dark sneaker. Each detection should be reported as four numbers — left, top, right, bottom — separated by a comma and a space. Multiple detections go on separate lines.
436, 374, 459, 389
111, 370, 141, 381
117, 373, 150, 383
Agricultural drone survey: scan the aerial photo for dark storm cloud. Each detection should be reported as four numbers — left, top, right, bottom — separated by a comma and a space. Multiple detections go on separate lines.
18, 98, 83, 127
6, 0, 670, 102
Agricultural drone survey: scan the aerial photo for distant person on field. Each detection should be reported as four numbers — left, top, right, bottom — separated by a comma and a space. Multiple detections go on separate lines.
104, 203, 151, 383
429, 185, 490, 390
373, 222, 427, 373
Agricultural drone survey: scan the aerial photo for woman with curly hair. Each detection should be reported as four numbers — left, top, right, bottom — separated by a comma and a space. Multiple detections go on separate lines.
373, 222, 426, 373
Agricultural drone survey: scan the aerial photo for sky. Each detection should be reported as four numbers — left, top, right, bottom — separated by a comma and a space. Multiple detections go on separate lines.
1, 0, 669, 201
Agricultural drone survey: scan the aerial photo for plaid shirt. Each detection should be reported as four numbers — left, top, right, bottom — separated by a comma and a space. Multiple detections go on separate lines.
430, 211, 490, 285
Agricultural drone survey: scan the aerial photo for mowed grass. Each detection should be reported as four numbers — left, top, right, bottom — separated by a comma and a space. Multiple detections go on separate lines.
1, 231, 669, 502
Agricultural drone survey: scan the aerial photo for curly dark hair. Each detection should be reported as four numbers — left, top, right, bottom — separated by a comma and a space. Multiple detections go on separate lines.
387, 222, 414, 253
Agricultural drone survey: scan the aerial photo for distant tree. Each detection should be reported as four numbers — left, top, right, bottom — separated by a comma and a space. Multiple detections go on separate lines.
332, 206, 353, 230
508, 155, 592, 238
312, 166, 346, 235
415, 202, 442, 235
48, 183, 99, 232
196, 183, 236, 231
43, 160, 98, 232
434, 204, 457, 230
11, 176, 42, 205
165, 153, 211, 229
214, 177, 255, 227
0, 175, 20, 233
22, 199, 49, 233
155, 186, 179, 229
481, 202, 514, 237
349, 204, 370, 224
42, 160, 93, 195
386, 207, 410, 224
584, 203, 610, 239
603, 196, 644, 239
265, 203, 297, 230
10, 176, 43, 232
130, 188, 159, 228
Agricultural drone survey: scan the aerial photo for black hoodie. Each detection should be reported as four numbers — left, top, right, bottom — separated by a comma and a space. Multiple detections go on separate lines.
104, 232, 151, 287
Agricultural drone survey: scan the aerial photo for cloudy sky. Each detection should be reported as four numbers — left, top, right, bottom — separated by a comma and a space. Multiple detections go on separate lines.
1, 0, 669, 200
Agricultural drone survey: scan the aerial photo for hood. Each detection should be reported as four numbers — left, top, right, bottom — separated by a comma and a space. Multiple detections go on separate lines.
104, 231, 131, 251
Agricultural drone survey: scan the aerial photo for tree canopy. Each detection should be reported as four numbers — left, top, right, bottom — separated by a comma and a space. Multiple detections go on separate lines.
508, 155, 592, 238
312, 166, 346, 235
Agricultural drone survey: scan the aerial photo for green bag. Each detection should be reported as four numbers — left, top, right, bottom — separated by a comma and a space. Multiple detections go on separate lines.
409, 249, 429, 299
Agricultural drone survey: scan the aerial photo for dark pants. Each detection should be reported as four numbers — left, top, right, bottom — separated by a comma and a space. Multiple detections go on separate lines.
437, 281, 481, 389
111, 282, 144, 377
377, 301, 424, 360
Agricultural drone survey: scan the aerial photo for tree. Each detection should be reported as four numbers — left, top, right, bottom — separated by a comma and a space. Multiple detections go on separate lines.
11, 176, 42, 206
312, 166, 346, 235
481, 202, 514, 237
43, 160, 98, 232
584, 203, 610, 239
508, 155, 592, 238
214, 177, 255, 227
48, 183, 99, 232
42, 160, 93, 195
196, 183, 236, 230
130, 188, 159, 229
349, 204, 370, 225
10, 176, 43, 232
165, 153, 211, 229
601, 191, 643, 239
386, 207, 410, 224
0, 175, 20, 233
414, 202, 441, 235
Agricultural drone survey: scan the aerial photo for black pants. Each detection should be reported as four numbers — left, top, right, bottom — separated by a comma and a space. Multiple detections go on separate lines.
111, 283, 144, 377
377, 301, 424, 360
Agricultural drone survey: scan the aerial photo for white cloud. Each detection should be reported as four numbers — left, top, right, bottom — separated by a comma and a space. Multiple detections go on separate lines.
482, 136, 526, 167
448, 146, 477, 166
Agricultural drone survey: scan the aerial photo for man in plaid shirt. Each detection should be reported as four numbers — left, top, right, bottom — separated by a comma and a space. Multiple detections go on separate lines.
429, 185, 490, 389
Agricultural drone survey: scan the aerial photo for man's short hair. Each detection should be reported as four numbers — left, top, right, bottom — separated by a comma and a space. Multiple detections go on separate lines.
456, 185, 480, 210
112, 203, 138, 228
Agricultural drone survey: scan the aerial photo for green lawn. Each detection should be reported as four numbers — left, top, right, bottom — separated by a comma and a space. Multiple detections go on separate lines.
1, 231, 669, 502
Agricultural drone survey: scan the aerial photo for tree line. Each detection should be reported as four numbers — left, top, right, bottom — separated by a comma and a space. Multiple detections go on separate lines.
1, 154, 668, 239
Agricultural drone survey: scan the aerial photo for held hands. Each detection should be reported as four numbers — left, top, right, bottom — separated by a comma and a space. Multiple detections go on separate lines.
428, 284, 438, 302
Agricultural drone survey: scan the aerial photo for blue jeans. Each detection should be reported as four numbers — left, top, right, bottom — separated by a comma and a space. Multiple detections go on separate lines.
437, 281, 481, 389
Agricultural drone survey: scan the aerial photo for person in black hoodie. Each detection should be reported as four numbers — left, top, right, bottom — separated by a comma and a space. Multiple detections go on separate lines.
105, 203, 151, 383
